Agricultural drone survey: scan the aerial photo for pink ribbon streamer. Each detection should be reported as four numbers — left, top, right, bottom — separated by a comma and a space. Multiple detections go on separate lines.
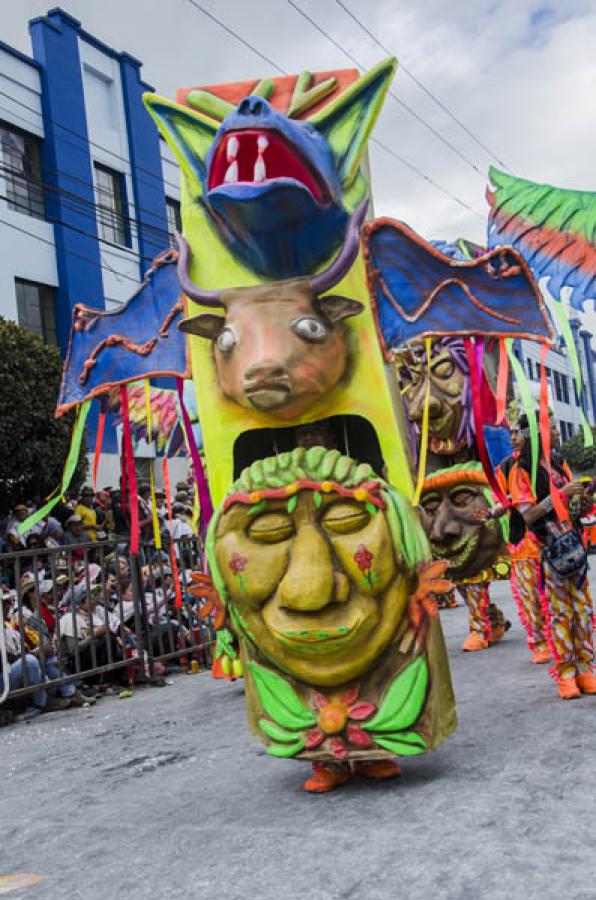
175, 378, 213, 534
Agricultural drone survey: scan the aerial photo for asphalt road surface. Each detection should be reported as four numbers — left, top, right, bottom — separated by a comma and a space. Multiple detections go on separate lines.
1, 561, 595, 900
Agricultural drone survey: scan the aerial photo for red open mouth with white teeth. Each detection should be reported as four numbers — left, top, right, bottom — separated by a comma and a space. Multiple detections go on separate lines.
208, 129, 328, 203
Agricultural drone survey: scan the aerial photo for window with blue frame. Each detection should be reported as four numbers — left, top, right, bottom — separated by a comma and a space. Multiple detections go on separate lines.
0, 121, 45, 220
15, 278, 57, 345
93, 162, 130, 247
166, 197, 181, 244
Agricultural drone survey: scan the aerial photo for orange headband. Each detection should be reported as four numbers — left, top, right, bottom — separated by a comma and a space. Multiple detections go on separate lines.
421, 469, 489, 493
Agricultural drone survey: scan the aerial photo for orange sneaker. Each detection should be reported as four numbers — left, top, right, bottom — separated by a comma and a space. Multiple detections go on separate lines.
354, 759, 401, 780
558, 677, 581, 700
462, 632, 489, 652
576, 672, 596, 694
303, 763, 352, 793
530, 648, 552, 665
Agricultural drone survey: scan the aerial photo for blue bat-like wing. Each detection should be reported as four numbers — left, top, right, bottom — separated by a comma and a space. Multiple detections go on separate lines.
364, 218, 554, 357
57, 250, 189, 414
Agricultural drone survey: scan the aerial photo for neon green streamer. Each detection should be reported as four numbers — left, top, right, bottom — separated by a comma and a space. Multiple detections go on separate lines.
551, 300, 593, 448
18, 400, 91, 534
505, 340, 538, 493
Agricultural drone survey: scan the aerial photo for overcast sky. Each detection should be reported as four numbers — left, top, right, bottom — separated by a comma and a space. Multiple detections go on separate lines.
4, 0, 596, 244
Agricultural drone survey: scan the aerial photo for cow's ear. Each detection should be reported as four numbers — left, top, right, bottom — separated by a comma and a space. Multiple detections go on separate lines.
179, 314, 224, 340
316, 296, 364, 324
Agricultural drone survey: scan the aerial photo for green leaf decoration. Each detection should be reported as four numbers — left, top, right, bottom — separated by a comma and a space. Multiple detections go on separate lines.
313, 491, 322, 508
266, 738, 306, 758
363, 656, 428, 733
259, 719, 302, 743
287, 494, 298, 514
373, 731, 428, 756
215, 628, 237, 660
248, 661, 317, 730
366, 502, 378, 517
249, 500, 267, 516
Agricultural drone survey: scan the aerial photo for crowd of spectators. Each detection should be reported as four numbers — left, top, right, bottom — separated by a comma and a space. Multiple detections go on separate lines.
0, 475, 212, 726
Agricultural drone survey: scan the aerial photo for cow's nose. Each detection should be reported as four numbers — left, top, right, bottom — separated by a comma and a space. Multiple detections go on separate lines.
244, 362, 289, 383
236, 96, 270, 117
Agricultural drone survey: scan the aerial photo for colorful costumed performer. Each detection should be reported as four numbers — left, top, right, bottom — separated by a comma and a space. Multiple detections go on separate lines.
207, 448, 455, 791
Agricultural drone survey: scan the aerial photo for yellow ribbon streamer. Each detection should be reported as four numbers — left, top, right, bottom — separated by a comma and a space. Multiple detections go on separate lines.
144, 379, 162, 550
412, 337, 432, 505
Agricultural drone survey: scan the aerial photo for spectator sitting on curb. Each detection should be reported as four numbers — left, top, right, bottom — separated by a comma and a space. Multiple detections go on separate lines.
19, 574, 87, 708
1, 590, 49, 721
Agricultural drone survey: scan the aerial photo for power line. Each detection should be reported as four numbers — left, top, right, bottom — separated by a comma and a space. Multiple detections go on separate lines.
182, 0, 486, 221
185, 1, 286, 75
333, 0, 511, 171
0, 87, 181, 197
370, 136, 485, 219
287, 0, 485, 178
0, 102, 180, 239
0, 100, 180, 230
0, 160, 175, 248
0, 211, 141, 286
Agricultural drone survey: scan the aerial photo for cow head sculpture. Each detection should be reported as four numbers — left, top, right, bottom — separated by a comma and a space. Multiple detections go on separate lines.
178, 202, 367, 420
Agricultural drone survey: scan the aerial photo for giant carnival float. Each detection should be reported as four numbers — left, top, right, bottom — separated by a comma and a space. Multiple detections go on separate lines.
22, 58, 595, 791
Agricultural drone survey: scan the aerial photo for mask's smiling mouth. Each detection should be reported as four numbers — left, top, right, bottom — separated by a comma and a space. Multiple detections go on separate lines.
208, 128, 329, 202
432, 531, 479, 570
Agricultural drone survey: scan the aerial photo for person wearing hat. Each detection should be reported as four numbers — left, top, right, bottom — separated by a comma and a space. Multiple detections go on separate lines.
59, 583, 119, 682
137, 484, 154, 542
494, 419, 551, 665
75, 488, 98, 542
19, 578, 80, 707
6, 503, 39, 550
497, 413, 594, 699
1, 590, 50, 719
62, 515, 87, 561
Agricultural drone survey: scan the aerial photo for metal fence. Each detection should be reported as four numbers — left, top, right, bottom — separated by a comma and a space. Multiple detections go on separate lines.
0, 536, 216, 711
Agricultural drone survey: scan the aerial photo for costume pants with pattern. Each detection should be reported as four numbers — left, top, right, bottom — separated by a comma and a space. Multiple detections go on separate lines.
540, 560, 594, 680
510, 559, 548, 653
457, 584, 490, 638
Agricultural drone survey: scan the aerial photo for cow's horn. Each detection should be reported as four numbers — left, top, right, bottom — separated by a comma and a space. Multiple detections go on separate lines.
175, 232, 224, 308
309, 199, 368, 295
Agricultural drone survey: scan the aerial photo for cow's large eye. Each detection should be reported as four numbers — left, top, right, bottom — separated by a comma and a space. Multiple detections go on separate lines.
291, 316, 328, 343
216, 326, 237, 354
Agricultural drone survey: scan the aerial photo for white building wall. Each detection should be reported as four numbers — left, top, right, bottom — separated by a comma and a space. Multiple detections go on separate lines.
515, 282, 595, 434
78, 38, 141, 308
0, 47, 57, 323
160, 139, 180, 204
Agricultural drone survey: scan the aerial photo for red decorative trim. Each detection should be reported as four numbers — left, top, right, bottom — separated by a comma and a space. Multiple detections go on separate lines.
56, 248, 188, 417
158, 298, 184, 337
362, 217, 556, 361
79, 335, 157, 385
222, 479, 387, 513
374, 269, 520, 326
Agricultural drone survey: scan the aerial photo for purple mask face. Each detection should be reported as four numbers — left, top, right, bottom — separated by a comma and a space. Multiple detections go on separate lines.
401, 338, 473, 448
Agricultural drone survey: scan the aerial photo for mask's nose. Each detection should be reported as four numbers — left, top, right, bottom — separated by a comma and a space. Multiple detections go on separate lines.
236, 95, 271, 117
429, 503, 462, 544
277, 525, 335, 612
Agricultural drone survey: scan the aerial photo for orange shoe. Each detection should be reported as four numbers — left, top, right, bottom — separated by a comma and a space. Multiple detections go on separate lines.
354, 759, 401, 780
558, 677, 581, 700
303, 763, 352, 793
489, 625, 506, 644
530, 648, 552, 665
576, 672, 596, 694
462, 632, 489, 652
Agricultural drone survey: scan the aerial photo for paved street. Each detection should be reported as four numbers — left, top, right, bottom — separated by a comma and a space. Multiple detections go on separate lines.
1, 561, 595, 900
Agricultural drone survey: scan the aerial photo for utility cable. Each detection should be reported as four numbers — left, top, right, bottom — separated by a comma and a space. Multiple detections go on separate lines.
333, 0, 511, 171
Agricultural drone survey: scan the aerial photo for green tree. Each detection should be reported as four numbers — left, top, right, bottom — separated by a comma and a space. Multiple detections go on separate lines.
561, 426, 596, 475
0, 317, 87, 518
